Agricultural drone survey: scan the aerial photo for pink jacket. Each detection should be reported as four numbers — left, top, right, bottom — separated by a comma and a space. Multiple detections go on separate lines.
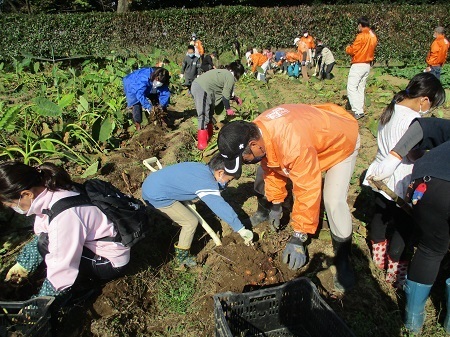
29, 189, 130, 291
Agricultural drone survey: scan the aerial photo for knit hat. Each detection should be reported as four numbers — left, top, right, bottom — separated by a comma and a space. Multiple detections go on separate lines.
217, 121, 252, 176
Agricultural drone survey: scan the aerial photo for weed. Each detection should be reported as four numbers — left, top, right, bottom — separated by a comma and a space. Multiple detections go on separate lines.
155, 267, 197, 315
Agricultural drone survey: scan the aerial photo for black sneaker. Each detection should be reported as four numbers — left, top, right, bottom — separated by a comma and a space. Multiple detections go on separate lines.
354, 113, 365, 120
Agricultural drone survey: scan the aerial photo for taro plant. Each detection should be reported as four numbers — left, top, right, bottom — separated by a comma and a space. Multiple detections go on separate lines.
0, 99, 92, 166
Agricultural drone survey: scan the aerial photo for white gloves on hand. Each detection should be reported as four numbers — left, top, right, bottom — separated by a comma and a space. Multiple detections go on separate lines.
371, 153, 402, 181
237, 227, 254, 246
179, 74, 184, 79
5, 263, 28, 283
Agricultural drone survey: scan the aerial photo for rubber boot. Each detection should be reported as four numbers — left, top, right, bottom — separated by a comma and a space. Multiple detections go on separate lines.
371, 239, 388, 270
404, 278, 432, 333
385, 256, 408, 289
331, 233, 355, 292
207, 123, 214, 140
174, 244, 197, 268
443, 278, 450, 333
249, 196, 271, 227
197, 129, 208, 150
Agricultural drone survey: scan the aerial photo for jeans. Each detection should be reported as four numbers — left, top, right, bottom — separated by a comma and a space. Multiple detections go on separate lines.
429, 66, 441, 80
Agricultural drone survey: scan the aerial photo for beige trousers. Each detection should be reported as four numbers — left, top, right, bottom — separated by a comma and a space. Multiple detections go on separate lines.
157, 201, 198, 249
323, 134, 361, 239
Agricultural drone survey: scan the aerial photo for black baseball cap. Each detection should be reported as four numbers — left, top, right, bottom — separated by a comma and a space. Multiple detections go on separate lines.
217, 121, 252, 177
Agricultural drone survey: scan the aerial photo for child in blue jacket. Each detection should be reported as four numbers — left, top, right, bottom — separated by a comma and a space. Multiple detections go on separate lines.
142, 154, 254, 267
123, 67, 171, 130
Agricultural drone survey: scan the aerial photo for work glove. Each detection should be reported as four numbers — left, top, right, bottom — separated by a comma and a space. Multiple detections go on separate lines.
5, 263, 29, 284
282, 235, 307, 270
233, 96, 243, 106
268, 203, 283, 231
226, 109, 236, 116
179, 74, 184, 79
237, 227, 254, 246
371, 153, 402, 181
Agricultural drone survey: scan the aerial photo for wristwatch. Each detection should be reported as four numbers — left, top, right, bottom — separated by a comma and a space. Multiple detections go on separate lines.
293, 231, 308, 242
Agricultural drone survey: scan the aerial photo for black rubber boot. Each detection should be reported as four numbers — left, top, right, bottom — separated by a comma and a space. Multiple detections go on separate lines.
331, 232, 356, 292
249, 196, 271, 228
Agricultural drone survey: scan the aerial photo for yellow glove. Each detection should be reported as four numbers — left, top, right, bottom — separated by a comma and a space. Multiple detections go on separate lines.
5, 263, 29, 284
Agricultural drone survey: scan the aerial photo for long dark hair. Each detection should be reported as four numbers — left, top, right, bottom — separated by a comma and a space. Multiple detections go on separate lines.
0, 161, 73, 202
379, 72, 446, 125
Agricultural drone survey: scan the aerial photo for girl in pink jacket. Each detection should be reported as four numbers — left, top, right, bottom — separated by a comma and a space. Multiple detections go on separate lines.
1, 162, 130, 298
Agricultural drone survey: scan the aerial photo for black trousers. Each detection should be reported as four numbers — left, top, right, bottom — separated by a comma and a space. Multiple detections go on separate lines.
369, 193, 414, 261
408, 177, 450, 284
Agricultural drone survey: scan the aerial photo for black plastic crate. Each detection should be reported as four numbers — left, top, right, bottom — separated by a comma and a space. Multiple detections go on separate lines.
0, 297, 54, 337
214, 277, 355, 337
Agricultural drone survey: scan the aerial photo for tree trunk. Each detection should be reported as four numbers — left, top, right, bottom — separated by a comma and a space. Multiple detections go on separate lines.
116, 0, 129, 13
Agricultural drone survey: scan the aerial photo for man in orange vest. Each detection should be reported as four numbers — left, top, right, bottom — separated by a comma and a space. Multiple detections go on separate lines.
190, 33, 205, 61
300, 30, 315, 67
345, 17, 377, 120
217, 104, 360, 293
425, 26, 449, 80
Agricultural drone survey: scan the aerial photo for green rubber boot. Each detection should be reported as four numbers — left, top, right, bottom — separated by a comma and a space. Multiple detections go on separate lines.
174, 244, 197, 268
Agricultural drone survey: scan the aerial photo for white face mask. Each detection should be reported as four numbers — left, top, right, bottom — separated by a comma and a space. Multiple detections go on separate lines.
12, 196, 27, 214
153, 81, 163, 88
303, 33, 308, 37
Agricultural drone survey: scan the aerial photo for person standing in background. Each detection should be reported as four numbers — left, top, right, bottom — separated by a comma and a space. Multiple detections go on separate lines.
346, 16, 378, 120
201, 51, 217, 73
300, 30, 315, 67
180, 45, 201, 93
425, 26, 449, 80
190, 33, 205, 61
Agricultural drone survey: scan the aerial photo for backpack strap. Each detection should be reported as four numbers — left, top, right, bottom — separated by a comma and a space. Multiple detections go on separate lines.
42, 195, 93, 224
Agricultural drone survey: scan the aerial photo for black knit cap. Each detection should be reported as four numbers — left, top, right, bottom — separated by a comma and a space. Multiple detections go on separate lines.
217, 121, 252, 177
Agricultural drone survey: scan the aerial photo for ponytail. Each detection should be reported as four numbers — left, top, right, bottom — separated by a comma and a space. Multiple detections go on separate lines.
0, 161, 73, 202
379, 72, 446, 126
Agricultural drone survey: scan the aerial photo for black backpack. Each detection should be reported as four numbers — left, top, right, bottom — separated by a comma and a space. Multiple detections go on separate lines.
43, 179, 151, 247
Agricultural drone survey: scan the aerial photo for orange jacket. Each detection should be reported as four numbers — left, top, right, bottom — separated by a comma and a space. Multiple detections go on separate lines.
250, 53, 269, 72
253, 104, 359, 234
194, 40, 204, 56
345, 27, 377, 64
426, 34, 449, 66
285, 51, 303, 63
300, 35, 315, 49
296, 40, 308, 54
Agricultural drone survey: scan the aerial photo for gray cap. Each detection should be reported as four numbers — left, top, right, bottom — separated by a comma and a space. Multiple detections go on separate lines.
435, 26, 445, 34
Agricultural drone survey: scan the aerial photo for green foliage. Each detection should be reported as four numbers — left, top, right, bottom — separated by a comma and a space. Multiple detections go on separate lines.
156, 269, 197, 315
382, 65, 450, 89
1, 5, 449, 64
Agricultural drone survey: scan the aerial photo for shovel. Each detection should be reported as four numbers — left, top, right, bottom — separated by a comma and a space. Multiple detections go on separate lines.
367, 177, 413, 216
143, 157, 222, 246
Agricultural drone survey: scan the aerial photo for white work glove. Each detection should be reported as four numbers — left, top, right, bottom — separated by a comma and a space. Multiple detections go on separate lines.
371, 153, 402, 181
5, 263, 29, 284
179, 74, 184, 79
237, 227, 254, 246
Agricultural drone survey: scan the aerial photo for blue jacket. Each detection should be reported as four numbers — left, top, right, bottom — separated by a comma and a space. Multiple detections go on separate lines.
142, 162, 244, 232
122, 67, 170, 110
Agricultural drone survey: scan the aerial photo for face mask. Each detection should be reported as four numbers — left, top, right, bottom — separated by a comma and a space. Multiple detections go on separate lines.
218, 180, 228, 190
188, 53, 195, 58
304, 33, 308, 37
153, 81, 163, 88
419, 100, 430, 115
12, 196, 27, 214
